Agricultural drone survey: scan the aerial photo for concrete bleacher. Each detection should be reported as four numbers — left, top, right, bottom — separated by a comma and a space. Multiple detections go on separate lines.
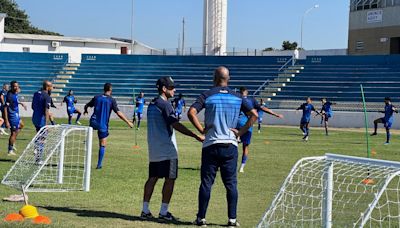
64, 55, 290, 104
268, 55, 400, 111
0, 52, 68, 100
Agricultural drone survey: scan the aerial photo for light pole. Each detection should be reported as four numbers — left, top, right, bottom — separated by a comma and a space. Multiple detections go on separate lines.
130, 0, 134, 55
300, 4, 319, 49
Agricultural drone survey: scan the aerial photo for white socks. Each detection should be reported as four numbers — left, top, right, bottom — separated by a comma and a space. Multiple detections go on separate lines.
229, 218, 237, 223
142, 202, 150, 214
160, 203, 169, 216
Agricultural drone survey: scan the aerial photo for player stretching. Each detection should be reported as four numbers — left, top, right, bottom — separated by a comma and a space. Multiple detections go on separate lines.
172, 93, 186, 120
84, 83, 134, 169
371, 97, 398, 145
320, 98, 335, 136
141, 77, 203, 221
0, 83, 9, 135
134, 91, 145, 130
237, 87, 283, 173
3, 81, 27, 156
61, 90, 82, 125
297, 97, 319, 142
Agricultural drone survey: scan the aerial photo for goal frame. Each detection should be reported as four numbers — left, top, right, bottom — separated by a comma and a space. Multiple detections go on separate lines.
258, 153, 400, 228
1, 124, 93, 192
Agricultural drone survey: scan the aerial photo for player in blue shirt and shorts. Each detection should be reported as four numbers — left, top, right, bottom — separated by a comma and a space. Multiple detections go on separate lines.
188, 67, 258, 227
320, 98, 335, 136
0, 83, 9, 135
61, 90, 82, 125
172, 93, 186, 120
134, 91, 145, 130
84, 83, 134, 169
237, 87, 283, 173
371, 97, 398, 145
32, 80, 53, 132
141, 77, 203, 222
3, 81, 27, 156
297, 97, 319, 142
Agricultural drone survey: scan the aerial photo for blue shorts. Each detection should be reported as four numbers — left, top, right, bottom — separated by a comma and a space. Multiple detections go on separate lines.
136, 112, 143, 120
301, 117, 310, 125
9, 118, 21, 132
67, 108, 79, 116
240, 131, 252, 146
97, 130, 109, 140
380, 118, 393, 129
258, 118, 263, 124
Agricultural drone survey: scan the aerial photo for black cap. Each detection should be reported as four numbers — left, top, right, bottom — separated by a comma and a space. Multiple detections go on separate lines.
156, 76, 176, 90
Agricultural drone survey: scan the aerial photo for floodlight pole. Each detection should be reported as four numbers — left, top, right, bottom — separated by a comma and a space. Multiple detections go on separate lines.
130, 0, 134, 55
300, 4, 319, 49
182, 17, 185, 55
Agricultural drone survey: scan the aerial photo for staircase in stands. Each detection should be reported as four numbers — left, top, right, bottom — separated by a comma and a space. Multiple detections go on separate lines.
51, 63, 80, 101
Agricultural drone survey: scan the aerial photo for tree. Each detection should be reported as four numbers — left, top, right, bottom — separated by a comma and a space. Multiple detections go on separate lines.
263, 47, 275, 52
282, 41, 298, 50
0, 0, 61, 35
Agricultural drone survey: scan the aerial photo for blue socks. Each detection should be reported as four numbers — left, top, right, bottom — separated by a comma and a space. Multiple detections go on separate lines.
68, 117, 72, 125
137, 119, 141, 129
97, 146, 106, 168
8, 144, 13, 152
386, 129, 391, 143
76, 113, 81, 122
241, 155, 248, 165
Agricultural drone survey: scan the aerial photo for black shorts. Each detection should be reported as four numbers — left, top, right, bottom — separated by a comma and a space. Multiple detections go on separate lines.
149, 159, 178, 179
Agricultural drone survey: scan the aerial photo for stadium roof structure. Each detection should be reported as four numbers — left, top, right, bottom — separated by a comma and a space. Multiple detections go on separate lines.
4, 33, 130, 45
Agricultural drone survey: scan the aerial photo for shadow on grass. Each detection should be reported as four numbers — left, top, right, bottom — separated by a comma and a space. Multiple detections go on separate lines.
0, 159, 15, 163
39, 206, 194, 226
179, 167, 200, 171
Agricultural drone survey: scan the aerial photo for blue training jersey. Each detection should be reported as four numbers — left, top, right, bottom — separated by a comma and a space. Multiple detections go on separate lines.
191, 87, 253, 148
321, 102, 333, 115
237, 97, 261, 133
298, 103, 316, 122
136, 97, 145, 113
32, 90, 52, 127
174, 98, 186, 114
87, 94, 120, 132
63, 95, 76, 113
147, 96, 179, 162
384, 104, 396, 123
258, 102, 266, 119
4, 91, 20, 121
0, 89, 7, 111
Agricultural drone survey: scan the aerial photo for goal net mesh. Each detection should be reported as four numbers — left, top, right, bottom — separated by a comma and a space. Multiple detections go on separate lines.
258, 154, 400, 227
2, 125, 92, 192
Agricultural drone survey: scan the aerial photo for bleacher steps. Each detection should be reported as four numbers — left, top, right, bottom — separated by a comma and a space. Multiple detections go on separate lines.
284, 69, 300, 74
52, 62, 80, 99
56, 75, 72, 79
50, 93, 60, 97
278, 73, 296, 78
54, 79, 69, 83
63, 67, 78, 71
52, 88, 63, 93
66, 63, 80, 67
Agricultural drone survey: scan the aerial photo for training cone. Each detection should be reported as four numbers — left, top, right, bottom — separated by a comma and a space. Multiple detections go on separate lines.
371, 149, 377, 156
32, 215, 51, 225
362, 178, 375, 185
132, 145, 140, 149
3, 213, 24, 222
19, 205, 39, 219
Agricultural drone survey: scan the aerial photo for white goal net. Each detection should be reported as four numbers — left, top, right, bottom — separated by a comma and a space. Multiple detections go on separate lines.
258, 153, 400, 228
2, 125, 93, 192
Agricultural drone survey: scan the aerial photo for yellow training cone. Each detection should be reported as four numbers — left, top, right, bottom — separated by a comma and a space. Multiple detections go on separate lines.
19, 205, 39, 219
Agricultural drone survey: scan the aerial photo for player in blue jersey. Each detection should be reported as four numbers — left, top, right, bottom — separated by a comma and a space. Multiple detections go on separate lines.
32, 80, 53, 132
320, 98, 336, 136
257, 98, 266, 133
3, 81, 27, 156
141, 77, 204, 222
296, 97, 319, 142
133, 91, 145, 130
0, 83, 9, 135
237, 87, 283, 173
172, 93, 186, 120
61, 90, 82, 125
371, 97, 398, 145
84, 83, 134, 169
188, 67, 258, 227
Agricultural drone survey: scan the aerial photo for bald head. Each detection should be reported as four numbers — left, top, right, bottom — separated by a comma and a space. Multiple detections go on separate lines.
213, 66, 230, 87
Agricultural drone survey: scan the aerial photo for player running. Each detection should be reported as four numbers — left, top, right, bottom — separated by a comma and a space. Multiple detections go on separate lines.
172, 93, 186, 120
237, 87, 283, 173
371, 97, 398, 145
32, 80, 53, 132
0, 83, 9, 135
84, 83, 134, 169
3, 81, 27, 156
133, 91, 145, 130
320, 98, 335, 136
297, 97, 319, 142
61, 90, 82, 125
141, 77, 204, 222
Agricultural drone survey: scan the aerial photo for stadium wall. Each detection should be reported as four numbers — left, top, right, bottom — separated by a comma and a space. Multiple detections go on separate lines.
17, 104, 400, 130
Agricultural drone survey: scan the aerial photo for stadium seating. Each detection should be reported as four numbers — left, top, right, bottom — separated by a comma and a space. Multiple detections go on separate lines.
272, 55, 400, 103
64, 55, 290, 104
0, 52, 68, 100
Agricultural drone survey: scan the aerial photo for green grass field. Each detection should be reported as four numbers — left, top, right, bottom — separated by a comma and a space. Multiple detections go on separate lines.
1, 118, 400, 227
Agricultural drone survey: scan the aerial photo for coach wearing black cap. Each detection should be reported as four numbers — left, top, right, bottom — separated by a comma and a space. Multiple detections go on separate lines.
140, 76, 204, 222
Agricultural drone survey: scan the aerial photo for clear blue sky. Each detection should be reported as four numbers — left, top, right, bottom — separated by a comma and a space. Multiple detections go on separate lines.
15, 0, 349, 50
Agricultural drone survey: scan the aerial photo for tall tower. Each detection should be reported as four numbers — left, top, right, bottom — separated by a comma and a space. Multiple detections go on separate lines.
203, 0, 227, 56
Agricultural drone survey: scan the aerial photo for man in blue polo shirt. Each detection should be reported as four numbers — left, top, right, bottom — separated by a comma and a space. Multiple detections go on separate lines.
84, 83, 134, 169
32, 80, 53, 132
141, 76, 204, 222
3, 81, 27, 156
188, 67, 258, 227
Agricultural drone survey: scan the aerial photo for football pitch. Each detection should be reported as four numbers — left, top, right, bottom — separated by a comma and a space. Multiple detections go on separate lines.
1, 118, 400, 227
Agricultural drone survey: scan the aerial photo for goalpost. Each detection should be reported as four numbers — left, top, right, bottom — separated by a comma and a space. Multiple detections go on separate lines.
2, 125, 93, 192
258, 153, 400, 228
